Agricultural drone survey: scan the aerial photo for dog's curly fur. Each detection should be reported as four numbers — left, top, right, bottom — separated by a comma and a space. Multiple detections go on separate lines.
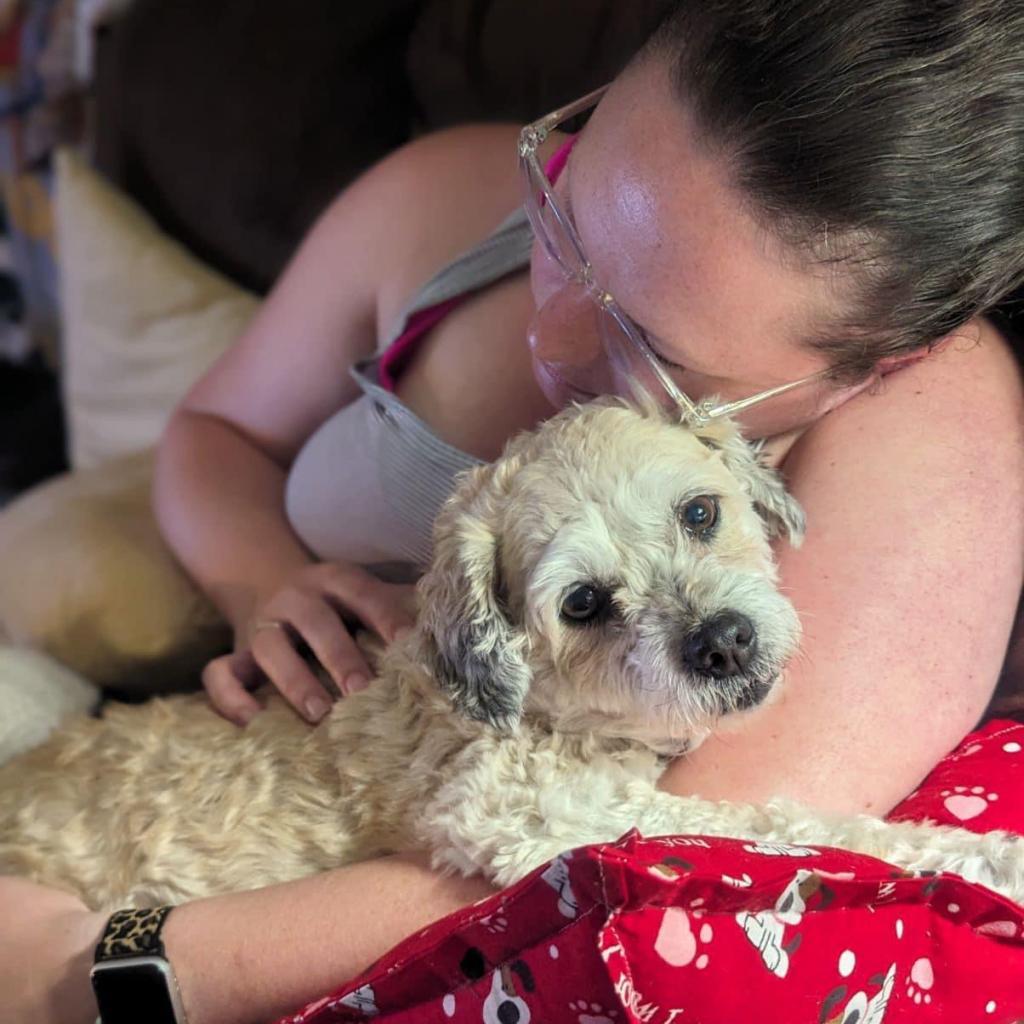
2, 400, 1023, 912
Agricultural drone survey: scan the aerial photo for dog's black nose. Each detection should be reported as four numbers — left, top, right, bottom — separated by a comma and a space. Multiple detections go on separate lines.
683, 611, 756, 678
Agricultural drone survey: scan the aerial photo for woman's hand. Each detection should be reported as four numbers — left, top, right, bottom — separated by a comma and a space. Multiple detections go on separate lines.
0, 876, 106, 1024
203, 561, 417, 726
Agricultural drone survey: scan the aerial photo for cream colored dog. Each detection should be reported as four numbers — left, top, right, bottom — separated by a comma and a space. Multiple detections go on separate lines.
2, 400, 1022, 912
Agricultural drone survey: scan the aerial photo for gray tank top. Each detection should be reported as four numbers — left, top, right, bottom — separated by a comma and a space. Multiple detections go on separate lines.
284, 206, 534, 580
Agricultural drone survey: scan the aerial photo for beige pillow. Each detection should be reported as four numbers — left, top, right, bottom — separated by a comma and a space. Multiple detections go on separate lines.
55, 148, 260, 470
0, 448, 230, 692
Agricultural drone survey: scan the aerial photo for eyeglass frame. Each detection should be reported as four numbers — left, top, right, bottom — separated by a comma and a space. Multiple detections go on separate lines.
517, 83, 829, 424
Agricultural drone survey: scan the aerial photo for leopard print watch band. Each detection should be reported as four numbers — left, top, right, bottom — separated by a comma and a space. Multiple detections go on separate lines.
94, 906, 175, 962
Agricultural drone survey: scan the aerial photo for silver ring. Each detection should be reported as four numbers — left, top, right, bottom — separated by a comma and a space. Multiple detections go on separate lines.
252, 618, 289, 636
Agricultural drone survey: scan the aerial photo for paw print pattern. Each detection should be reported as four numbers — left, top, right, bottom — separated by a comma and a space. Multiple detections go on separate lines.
941, 786, 999, 822
569, 1000, 619, 1024
481, 914, 509, 935
906, 957, 934, 1006
654, 907, 713, 969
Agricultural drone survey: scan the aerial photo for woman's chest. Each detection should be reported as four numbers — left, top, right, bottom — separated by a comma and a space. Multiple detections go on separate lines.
390, 272, 554, 461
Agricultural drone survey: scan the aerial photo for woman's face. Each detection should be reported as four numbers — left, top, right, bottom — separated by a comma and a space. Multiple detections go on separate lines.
527, 57, 861, 439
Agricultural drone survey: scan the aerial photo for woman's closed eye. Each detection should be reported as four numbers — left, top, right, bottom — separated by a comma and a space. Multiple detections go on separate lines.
644, 333, 726, 385
644, 333, 688, 373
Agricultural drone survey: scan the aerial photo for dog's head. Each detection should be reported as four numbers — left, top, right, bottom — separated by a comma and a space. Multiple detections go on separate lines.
416, 399, 803, 751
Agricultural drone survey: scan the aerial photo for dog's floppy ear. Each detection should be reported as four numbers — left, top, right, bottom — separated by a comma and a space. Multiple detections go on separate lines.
416, 457, 531, 732
688, 415, 806, 547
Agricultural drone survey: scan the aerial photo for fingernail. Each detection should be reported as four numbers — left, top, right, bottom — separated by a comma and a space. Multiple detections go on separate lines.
304, 695, 331, 722
345, 673, 369, 693
237, 707, 257, 727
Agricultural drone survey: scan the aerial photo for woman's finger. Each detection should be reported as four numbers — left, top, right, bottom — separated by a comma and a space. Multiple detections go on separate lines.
319, 564, 417, 642
202, 650, 263, 726
258, 587, 374, 695
250, 623, 338, 722
285, 596, 375, 695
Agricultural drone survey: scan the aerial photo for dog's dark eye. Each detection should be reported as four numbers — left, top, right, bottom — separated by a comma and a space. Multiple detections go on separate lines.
680, 496, 719, 536
561, 584, 608, 624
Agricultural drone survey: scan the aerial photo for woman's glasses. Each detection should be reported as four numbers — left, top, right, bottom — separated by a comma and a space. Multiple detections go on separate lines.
518, 85, 827, 423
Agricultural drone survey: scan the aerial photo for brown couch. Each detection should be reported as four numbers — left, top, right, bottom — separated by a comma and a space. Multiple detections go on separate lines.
92, 0, 673, 294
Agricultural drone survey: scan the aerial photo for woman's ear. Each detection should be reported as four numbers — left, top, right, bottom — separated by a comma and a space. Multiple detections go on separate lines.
874, 346, 934, 377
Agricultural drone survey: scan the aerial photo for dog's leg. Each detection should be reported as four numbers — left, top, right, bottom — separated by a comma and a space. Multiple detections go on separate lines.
625, 788, 1024, 905
417, 742, 671, 887
420, 749, 1024, 902
420, 751, 780, 888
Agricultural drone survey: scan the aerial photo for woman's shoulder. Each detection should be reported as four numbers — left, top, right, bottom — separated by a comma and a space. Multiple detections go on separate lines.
776, 317, 1024, 607
362, 123, 527, 337
790, 316, 1024, 477
770, 316, 1024, 762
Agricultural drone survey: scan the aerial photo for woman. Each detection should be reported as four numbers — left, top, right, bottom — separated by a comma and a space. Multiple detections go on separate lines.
6, 2, 1024, 1021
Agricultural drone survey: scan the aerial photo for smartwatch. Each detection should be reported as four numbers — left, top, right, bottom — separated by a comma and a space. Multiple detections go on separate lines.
90, 907, 189, 1024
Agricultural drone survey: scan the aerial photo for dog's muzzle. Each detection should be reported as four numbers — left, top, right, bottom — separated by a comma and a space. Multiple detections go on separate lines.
681, 610, 756, 679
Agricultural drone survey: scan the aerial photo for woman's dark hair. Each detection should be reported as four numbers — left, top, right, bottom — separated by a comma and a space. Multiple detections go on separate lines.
641, 0, 1024, 380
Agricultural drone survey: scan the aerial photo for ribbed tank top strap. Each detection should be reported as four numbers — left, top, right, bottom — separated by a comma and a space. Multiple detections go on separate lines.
379, 205, 533, 352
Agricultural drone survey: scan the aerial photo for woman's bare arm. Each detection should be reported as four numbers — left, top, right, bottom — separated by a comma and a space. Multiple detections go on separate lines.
660, 321, 1024, 815
153, 123, 524, 638
161, 855, 495, 1024
152, 145, 389, 635
0, 861, 495, 1024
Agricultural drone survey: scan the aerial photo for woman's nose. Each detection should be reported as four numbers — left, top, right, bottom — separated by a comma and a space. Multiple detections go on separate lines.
526, 282, 613, 392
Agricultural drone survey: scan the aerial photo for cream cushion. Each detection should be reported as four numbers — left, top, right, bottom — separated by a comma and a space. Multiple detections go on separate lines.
0, 449, 230, 691
0, 151, 259, 686
55, 147, 259, 469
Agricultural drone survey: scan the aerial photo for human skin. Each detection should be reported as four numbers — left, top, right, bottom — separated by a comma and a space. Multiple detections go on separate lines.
7, 51, 1023, 1024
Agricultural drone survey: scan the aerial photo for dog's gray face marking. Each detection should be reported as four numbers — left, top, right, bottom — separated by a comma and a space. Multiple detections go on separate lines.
417, 399, 803, 747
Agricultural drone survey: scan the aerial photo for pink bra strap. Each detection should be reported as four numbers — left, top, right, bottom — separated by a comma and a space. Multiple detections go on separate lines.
543, 133, 579, 185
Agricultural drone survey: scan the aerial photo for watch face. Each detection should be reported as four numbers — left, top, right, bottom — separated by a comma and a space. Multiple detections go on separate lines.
91, 959, 182, 1024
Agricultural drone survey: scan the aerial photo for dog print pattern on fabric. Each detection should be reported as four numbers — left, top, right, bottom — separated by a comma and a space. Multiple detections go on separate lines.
277, 727, 1024, 1024
542, 852, 578, 919
734, 868, 828, 978
819, 963, 897, 1024
568, 1001, 619, 1024
482, 963, 534, 1024
337, 986, 378, 1017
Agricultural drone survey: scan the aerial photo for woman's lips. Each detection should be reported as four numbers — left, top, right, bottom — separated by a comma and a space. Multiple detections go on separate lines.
532, 357, 600, 408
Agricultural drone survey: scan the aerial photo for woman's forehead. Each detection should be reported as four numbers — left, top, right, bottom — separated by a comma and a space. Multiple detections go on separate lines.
567, 60, 839, 378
